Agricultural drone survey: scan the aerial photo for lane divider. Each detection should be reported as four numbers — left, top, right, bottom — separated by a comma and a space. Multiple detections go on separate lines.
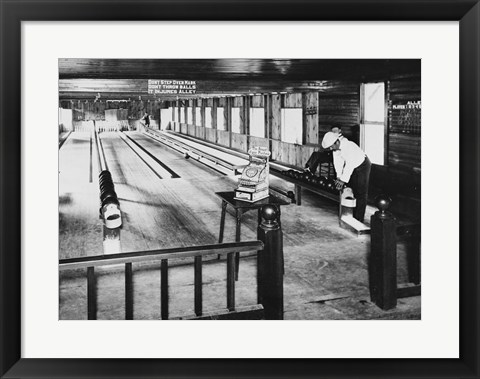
89, 130, 93, 183
121, 131, 180, 178
142, 130, 233, 176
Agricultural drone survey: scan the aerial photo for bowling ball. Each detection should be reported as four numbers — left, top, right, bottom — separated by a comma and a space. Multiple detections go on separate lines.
98, 176, 112, 184
100, 188, 117, 199
102, 194, 119, 207
292, 171, 300, 179
100, 192, 116, 205
99, 170, 112, 180
99, 177, 112, 186
327, 180, 339, 193
287, 170, 295, 177
287, 191, 296, 203
101, 189, 117, 203
318, 177, 325, 187
99, 174, 112, 183
100, 181, 114, 191
99, 179, 114, 189
100, 177, 113, 185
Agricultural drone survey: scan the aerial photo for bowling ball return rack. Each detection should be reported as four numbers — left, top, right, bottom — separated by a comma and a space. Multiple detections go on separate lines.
270, 166, 371, 235
269, 166, 340, 206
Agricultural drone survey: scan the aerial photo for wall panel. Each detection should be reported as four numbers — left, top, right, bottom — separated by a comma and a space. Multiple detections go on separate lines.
248, 136, 269, 150
216, 130, 230, 147
303, 92, 319, 144
196, 125, 206, 139
283, 93, 302, 108
187, 124, 196, 136
270, 94, 282, 140
205, 128, 217, 144
231, 133, 248, 152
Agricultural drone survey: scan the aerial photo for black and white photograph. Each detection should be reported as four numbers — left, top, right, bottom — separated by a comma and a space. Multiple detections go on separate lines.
58, 58, 421, 321
3, 0, 478, 375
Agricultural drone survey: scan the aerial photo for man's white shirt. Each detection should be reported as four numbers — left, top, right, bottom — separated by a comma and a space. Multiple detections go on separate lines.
333, 136, 366, 183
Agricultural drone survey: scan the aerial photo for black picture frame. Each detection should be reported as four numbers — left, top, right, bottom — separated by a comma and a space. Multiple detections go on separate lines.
1, 1, 478, 378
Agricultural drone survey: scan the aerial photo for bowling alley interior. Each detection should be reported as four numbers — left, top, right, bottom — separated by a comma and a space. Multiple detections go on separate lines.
59, 58, 421, 320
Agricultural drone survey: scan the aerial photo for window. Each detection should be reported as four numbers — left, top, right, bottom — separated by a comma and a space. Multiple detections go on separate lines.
281, 108, 302, 144
216, 107, 225, 130
160, 108, 172, 130
187, 107, 193, 124
361, 82, 385, 165
180, 107, 185, 124
249, 108, 265, 138
58, 108, 73, 131
205, 107, 212, 128
231, 108, 241, 133
195, 108, 202, 126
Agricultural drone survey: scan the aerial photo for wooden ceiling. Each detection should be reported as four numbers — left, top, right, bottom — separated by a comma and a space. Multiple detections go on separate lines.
59, 59, 420, 101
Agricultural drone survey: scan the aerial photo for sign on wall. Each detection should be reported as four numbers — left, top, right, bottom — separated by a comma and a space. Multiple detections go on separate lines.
389, 100, 421, 135
392, 100, 421, 110
148, 80, 197, 95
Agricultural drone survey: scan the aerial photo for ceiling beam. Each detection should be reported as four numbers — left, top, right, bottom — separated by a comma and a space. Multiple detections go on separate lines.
59, 58, 420, 81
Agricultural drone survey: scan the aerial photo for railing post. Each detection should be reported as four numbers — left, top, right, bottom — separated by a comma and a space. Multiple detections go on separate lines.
257, 204, 284, 320
406, 227, 421, 285
87, 266, 97, 320
125, 262, 133, 320
369, 195, 397, 310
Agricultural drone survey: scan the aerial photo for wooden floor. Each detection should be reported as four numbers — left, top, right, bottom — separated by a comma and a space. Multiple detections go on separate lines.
59, 131, 420, 320
59, 131, 103, 258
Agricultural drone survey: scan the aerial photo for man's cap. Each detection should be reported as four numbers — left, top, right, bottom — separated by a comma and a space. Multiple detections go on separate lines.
322, 131, 339, 149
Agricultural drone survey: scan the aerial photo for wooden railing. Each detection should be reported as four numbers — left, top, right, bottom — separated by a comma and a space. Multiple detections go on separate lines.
59, 204, 284, 320
369, 195, 421, 310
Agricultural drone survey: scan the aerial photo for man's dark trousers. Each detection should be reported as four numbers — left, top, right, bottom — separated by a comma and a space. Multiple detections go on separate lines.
349, 156, 371, 223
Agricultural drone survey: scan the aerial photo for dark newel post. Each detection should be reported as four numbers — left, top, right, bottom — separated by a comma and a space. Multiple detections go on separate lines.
257, 204, 284, 320
407, 227, 421, 285
369, 195, 397, 310
87, 266, 97, 320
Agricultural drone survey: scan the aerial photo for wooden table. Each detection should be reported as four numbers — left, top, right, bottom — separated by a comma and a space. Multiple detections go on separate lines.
215, 191, 290, 280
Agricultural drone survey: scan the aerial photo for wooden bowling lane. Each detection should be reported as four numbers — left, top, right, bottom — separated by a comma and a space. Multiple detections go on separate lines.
99, 131, 238, 253
125, 131, 227, 179
59, 131, 103, 259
